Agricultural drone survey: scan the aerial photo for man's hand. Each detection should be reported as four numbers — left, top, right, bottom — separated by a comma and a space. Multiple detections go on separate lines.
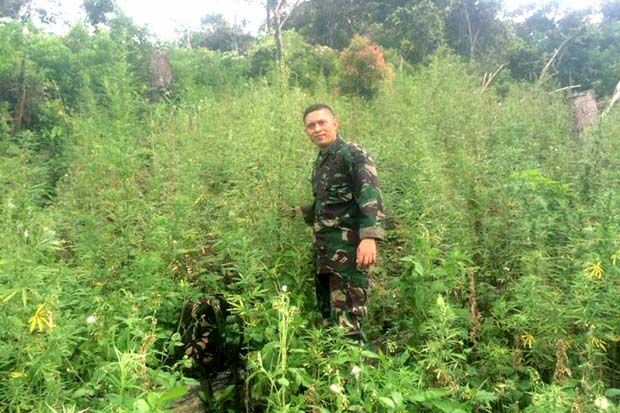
356, 238, 377, 268
279, 202, 300, 218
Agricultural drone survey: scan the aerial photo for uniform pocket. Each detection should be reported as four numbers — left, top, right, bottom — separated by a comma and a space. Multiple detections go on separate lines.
327, 182, 353, 203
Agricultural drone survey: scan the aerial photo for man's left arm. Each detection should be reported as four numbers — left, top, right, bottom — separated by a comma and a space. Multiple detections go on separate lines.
350, 146, 385, 266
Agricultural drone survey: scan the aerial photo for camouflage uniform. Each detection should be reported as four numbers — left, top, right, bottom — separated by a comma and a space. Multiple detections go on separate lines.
300, 136, 384, 338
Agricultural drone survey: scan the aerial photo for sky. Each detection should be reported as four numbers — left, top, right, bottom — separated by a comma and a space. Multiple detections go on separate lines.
35, 0, 600, 41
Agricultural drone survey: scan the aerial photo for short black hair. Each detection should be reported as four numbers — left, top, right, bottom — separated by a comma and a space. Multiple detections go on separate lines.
303, 103, 335, 121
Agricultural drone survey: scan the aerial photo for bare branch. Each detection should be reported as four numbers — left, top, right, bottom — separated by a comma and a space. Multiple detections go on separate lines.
550, 85, 582, 94
538, 35, 573, 85
603, 80, 620, 117
481, 63, 507, 92
279, 0, 303, 28
463, 4, 475, 62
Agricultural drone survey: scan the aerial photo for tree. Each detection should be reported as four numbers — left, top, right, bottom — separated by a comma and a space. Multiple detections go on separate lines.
82, 0, 116, 26
108, 13, 154, 89
601, 0, 620, 22
384, 0, 446, 64
508, 3, 620, 97
0, 0, 29, 18
444, 0, 507, 63
285, 0, 363, 49
268, 0, 303, 76
190, 14, 254, 53
337, 35, 392, 98
285, 0, 418, 50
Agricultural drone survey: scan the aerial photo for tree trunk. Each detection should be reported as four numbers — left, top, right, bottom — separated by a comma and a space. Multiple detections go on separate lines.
271, 0, 301, 80
569, 90, 599, 136
273, 8, 284, 76
463, 4, 475, 62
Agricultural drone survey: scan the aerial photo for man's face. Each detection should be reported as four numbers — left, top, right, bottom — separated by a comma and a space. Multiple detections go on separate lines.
304, 108, 339, 151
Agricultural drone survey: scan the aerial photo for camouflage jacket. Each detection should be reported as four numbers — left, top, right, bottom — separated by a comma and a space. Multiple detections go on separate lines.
301, 136, 385, 273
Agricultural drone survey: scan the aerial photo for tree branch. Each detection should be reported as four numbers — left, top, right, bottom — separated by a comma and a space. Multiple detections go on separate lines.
603, 80, 620, 117
463, 4, 475, 62
550, 84, 582, 94
279, 0, 303, 28
538, 35, 573, 85
481, 62, 507, 92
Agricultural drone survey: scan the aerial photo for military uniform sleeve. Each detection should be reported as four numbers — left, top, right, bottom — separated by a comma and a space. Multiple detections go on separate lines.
350, 145, 385, 240
300, 202, 315, 226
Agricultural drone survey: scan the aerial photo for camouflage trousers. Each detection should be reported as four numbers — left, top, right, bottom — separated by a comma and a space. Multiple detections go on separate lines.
315, 271, 368, 341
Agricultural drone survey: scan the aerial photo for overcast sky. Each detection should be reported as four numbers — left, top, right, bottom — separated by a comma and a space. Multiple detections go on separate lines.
35, 0, 600, 41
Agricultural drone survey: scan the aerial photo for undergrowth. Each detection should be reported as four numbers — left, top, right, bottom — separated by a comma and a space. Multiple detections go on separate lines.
2, 53, 620, 412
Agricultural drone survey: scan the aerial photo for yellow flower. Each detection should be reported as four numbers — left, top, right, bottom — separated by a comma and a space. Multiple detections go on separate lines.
612, 251, 620, 267
10, 371, 26, 379
28, 304, 55, 334
194, 194, 205, 205
589, 335, 606, 351
585, 261, 604, 280
521, 333, 535, 349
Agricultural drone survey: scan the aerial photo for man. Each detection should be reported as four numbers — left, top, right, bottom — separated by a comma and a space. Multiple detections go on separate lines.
293, 103, 385, 340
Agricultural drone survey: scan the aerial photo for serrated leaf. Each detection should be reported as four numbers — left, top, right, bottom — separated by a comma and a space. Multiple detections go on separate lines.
360, 349, 380, 359
390, 391, 404, 406
133, 399, 150, 413
606, 388, 620, 398
430, 399, 467, 413
414, 261, 424, 276
289, 367, 312, 387
379, 397, 395, 409
423, 389, 450, 399
158, 386, 188, 404
473, 389, 498, 402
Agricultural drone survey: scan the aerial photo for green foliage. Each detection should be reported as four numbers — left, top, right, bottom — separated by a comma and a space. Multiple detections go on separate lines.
602, 0, 620, 22
285, 32, 337, 89
189, 13, 255, 53
168, 47, 251, 99
285, 0, 362, 49
384, 0, 446, 64
286, 0, 619, 97
509, 4, 620, 97
0, 0, 28, 18
82, 0, 117, 26
248, 30, 337, 90
444, 0, 508, 62
337, 35, 392, 98
4, 24, 620, 412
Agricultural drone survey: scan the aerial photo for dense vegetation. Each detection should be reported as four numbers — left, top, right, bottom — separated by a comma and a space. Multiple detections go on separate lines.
2, 1, 620, 412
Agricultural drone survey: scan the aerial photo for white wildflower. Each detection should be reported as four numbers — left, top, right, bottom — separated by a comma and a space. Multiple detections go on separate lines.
329, 383, 342, 394
594, 396, 609, 410
86, 315, 97, 325
281, 285, 288, 293
351, 365, 361, 380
